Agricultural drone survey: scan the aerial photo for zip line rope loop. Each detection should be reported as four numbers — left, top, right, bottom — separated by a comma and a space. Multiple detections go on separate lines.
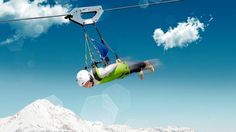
87, 35, 103, 63
82, 26, 89, 68
83, 26, 95, 67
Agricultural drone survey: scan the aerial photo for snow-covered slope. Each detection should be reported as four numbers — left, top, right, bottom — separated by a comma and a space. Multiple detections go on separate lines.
0, 99, 195, 132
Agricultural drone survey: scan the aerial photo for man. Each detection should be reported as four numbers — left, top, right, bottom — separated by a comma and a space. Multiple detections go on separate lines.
76, 59, 155, 88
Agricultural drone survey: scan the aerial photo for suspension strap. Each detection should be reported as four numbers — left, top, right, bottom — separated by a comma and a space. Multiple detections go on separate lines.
83, 27, 88, 69
84, 37, 88, 69
83, 26, 96, 67
93, 23, 119, 59
87, 37, 103, 65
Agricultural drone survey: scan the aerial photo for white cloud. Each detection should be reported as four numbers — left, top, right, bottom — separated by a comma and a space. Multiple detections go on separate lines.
0, 0, 69, 45
0, 33, 22, 45
153, 17, 205, 50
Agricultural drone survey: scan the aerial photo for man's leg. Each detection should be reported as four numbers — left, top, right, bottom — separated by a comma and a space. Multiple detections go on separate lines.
129, 61, 155, 73
129, 62, 146, 80
129, 61, 155, 80
129, 62, 147, 74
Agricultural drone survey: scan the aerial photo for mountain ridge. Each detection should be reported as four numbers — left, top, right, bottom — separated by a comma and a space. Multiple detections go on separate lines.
0, 99, 195, 132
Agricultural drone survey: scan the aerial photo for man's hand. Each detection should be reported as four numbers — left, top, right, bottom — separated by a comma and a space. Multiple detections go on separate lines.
116, 59, 122, 63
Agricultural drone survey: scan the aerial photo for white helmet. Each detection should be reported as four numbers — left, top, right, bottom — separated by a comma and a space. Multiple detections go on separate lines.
76, 70, 91, 86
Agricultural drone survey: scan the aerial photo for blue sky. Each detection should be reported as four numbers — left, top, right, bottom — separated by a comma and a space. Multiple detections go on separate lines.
0, 0, 236, 132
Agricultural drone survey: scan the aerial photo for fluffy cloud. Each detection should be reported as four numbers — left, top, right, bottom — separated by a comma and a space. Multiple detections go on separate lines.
0, 0, 69, 45
153, 17, 205, 50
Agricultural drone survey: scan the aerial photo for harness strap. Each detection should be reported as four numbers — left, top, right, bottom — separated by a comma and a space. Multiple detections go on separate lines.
93, 23, 119, 59
83, 26, 96, 67
92, 66, 102, 81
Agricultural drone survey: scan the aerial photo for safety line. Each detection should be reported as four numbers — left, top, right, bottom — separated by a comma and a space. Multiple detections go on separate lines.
0, 0, 184, 23
103, 0, 184, 11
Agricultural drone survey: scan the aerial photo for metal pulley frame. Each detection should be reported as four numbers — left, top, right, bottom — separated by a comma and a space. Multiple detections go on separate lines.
65, 5, 118, 68
65, 6, 104, 26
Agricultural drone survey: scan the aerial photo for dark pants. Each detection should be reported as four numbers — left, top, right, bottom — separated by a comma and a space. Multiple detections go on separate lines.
129, 62, 147, 74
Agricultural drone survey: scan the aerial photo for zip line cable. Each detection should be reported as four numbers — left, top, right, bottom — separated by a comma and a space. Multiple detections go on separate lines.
0, 14, 69, 23
0, 1, 73, 23
0, 0, 184, 23
103, 0, 184, 11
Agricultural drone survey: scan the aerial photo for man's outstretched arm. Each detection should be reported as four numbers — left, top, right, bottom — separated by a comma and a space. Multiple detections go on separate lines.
98, 63, 117, 78
97, 59, 122, 78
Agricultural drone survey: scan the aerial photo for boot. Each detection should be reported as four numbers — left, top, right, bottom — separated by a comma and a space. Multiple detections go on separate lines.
145, 62, 155, 72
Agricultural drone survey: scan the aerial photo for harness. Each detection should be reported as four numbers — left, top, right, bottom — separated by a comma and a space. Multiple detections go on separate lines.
91, 62, 131, 84
92, 65, 102, 81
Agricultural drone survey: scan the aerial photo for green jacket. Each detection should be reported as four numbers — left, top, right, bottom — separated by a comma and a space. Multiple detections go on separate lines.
92, 62, 130, 84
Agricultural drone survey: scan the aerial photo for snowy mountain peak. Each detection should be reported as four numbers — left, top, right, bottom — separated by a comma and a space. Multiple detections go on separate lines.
24, 99, 56, 109
0, 99, 84, 132
18, 99, 75, 119
0, 99, 195, 132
